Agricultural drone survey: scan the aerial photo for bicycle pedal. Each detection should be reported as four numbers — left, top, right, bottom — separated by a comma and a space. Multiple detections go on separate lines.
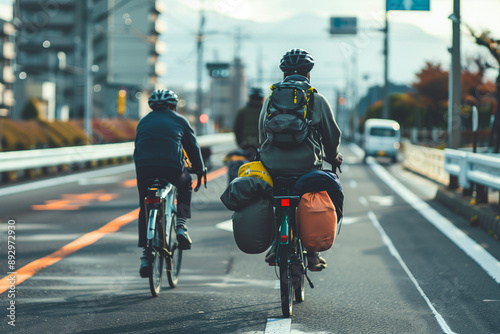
305, 271, 315, 289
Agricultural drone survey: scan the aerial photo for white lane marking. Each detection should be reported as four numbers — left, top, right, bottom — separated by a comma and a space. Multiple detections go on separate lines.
359, 196, 368, 207
265, 318, 292, 334
78, 176, 121, 185
20, 234, 83, 241
349, 143, 500, 284
0, 164, 135, 197
342, 216, 363, 225
368, 211, 457, 334
216, 219, 233, 232
368, 195, 394, 206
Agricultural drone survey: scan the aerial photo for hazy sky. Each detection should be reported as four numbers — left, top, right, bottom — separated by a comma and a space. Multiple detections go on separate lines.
2, 0, 500, 95
158, 0, 500, 92
176, 0, 500, 37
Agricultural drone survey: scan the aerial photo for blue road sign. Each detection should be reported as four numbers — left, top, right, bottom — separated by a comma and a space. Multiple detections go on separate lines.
386, 0, 430, 11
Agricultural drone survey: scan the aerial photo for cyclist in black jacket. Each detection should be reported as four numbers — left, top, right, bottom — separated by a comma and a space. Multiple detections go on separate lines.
134, 89, 205, 278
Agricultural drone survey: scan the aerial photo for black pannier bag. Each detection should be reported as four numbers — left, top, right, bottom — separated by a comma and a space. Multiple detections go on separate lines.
232, 199, 274, 254
220, 176, 273, 211
220, 177, 274, 254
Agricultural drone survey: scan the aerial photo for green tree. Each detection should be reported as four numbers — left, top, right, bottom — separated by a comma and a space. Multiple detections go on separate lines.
365, 93, 416, 128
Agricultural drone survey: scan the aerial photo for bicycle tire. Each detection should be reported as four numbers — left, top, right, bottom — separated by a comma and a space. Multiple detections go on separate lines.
166, 212, 182, 288
278, 245, 294, 317
293, 245, 306, 303
149, 210, 164, 297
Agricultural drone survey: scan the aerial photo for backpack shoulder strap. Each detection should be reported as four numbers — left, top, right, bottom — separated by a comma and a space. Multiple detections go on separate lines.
306, 87, 317, 121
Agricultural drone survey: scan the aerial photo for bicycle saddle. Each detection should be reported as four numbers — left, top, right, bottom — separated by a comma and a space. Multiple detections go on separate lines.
147, 178, 170, 188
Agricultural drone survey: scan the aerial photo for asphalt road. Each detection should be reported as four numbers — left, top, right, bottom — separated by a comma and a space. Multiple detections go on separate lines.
0, 143, 499, 334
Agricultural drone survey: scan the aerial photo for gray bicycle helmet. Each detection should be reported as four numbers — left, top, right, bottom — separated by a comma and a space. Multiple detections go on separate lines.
148, 89, 178, 109
279, 48, 314, 74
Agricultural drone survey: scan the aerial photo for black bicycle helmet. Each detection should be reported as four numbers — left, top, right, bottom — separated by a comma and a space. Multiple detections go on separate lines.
148, 89, 178, 109
279, 48, 314, 74
249, 87, 264, 99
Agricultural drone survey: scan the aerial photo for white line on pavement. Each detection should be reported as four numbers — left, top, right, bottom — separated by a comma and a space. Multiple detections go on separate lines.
349, 142, 500, 284
216, 219, 233, 232
265, 318, 292, 334
368, 211, 457, 334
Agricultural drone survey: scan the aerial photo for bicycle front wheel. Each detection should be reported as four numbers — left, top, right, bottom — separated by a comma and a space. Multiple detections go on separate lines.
149, 211, 164, 297
166, 212, 182, 288
278, 245, 294, 317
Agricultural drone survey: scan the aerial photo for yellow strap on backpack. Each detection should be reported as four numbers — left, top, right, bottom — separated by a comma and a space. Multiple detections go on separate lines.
183, 149, 192, 169
237, 161, 273, 187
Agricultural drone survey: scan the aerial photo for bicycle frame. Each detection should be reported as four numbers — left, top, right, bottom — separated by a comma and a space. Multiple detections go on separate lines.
274, 196, 301, 253
272, 177, 310, 317
145, 178, 181, 296
146, 183, 176, 256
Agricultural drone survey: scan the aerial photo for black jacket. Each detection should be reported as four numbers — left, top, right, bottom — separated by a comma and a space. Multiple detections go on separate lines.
133, 108, 204, 172
233, 99, 263, 149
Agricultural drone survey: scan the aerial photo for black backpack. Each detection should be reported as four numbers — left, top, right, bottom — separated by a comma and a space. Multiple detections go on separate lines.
264, 75, 317, 148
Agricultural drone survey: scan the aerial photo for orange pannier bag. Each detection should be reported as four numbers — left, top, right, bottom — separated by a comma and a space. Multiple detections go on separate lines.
297, 191, 337, 252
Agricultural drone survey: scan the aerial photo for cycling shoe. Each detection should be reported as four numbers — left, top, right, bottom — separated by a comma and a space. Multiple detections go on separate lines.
176, 225, 192, 250
139, 247, 153, 278
307, 252, 327, 272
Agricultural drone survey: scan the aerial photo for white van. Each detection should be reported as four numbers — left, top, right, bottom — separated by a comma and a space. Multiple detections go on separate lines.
363, 118, 401, 163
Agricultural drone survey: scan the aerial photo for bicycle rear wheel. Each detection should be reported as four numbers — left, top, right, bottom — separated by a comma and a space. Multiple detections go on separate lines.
166, 212, 182, 288
149, 210, 164, 297
293, 246, 306, 303
278, 245, 294, 317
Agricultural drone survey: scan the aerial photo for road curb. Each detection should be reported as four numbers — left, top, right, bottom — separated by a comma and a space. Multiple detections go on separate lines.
435, 187, 500, 240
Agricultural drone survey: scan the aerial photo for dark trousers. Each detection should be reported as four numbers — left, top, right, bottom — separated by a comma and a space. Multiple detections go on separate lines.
136, 166, 192, 247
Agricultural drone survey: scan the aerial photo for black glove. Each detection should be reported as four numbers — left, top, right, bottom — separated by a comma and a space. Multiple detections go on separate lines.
334, 152, 343, 174
194, 168, 207, 192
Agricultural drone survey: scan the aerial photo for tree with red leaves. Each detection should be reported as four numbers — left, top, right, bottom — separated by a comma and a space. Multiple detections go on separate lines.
467, 26, 500, 152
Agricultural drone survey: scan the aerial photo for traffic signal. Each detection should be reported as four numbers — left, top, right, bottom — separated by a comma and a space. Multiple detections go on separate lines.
118, 89, 127, 116
199, 113, 209, 124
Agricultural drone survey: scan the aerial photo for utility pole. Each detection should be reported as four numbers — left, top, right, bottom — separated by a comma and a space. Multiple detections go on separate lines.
382, 9, 390, 119
257, 47, 263, 86
195, 1, 205, 135
84, 0, 93, 144
448, 0, 462, 148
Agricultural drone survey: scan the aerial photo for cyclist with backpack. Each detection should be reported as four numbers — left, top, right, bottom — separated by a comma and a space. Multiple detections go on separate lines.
134, 89, 206, 278
224, 87, 265, 183
258, 48, 343, 271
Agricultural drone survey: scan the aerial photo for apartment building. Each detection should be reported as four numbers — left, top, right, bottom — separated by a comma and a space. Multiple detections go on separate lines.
0, 19, 15, 117
13, 0, 165, 120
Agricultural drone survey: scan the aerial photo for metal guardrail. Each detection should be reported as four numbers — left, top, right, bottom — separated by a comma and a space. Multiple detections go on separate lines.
444, 149, 500, 190
402, 142, 449, 185
0, 133, 235, 173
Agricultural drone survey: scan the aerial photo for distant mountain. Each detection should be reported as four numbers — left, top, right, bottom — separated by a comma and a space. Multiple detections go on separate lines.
160, 7, 449, 101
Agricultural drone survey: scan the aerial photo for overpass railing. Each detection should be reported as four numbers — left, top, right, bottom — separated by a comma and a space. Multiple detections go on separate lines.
0, 133, 235, 181
444, 149, 500, 191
